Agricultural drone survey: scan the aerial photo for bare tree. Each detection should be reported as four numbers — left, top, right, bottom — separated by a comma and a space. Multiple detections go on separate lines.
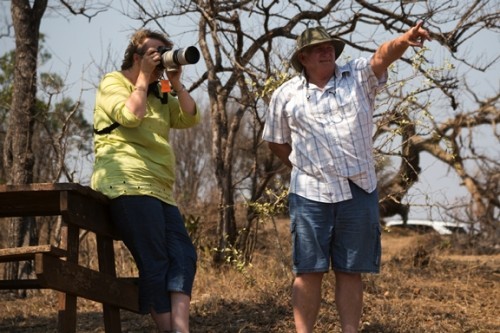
119, 0, 499, 262
171, 106, 214, 210
4, 0, 495, 271
2, 0, 109, 282
123, 0, 346, 263
2, 0, 48, 283
364, 0, 500, 240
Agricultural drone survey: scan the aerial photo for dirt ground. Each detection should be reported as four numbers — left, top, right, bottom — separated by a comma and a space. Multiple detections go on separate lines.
1, 221, 498, 333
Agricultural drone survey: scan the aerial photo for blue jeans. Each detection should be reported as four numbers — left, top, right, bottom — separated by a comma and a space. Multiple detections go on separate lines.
110, 195, 197, 314
289, 182, 381, 274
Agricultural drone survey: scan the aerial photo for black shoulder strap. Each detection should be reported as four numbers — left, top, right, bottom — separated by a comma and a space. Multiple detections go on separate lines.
93, 122, 120, 135
160, 93, 169, 104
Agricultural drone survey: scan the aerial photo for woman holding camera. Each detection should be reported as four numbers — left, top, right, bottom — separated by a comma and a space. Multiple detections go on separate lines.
91, 29, 200, 333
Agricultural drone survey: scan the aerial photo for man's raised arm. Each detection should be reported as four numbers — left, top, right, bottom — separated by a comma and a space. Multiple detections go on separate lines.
371, 21, 431, 79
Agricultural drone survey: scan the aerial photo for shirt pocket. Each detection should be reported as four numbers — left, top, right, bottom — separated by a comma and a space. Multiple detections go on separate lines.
310, 105, 331, 125
335, 76, 364, 119
309, 95, 343, 125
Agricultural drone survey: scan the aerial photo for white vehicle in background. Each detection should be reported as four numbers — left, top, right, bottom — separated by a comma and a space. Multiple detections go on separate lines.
384, 219, 479, 235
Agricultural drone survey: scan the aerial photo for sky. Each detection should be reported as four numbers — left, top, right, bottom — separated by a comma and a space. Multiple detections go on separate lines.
1, 2, 498, 221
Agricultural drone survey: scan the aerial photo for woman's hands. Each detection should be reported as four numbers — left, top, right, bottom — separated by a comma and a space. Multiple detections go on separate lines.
135, 44, 195, 116
139, 47, 162, 78
139, 47, 184, 90
166, 66, 184, 92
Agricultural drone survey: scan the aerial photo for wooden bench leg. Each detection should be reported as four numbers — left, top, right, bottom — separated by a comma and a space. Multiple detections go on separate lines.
57, 292, 77, 332
103, 303, 122, 333
97, 234, 122, 333
58, 223, 79, 333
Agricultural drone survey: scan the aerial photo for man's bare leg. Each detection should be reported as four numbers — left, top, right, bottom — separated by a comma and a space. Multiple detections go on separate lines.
334, 271, 363, 333
292, 272, 324, 333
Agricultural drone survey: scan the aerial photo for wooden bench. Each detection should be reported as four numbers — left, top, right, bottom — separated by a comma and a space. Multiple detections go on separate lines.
0, 183, 139, 333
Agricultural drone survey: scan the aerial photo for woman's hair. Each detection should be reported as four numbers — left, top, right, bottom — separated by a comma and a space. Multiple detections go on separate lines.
121, 29, 173, 70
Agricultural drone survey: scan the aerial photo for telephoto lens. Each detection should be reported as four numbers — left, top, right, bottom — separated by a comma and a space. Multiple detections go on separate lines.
158, 46, 200, 71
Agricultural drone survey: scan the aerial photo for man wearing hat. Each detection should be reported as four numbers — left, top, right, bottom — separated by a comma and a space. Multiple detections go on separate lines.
262, 22, 430, 333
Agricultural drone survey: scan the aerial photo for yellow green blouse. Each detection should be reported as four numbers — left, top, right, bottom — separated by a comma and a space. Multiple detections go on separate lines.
91, 71, 200, 205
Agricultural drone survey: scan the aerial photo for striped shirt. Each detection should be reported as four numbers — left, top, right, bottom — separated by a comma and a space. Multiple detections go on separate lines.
262, 57, 387, 203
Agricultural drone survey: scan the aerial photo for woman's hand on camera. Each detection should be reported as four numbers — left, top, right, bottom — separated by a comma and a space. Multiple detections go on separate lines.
166, 66, 183, 90
140, 48, 161, 77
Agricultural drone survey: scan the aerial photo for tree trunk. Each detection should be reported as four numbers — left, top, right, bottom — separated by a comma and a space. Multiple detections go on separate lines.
211, 98, 238, 264
378, 111, 420, 224
3, 0, 47, 282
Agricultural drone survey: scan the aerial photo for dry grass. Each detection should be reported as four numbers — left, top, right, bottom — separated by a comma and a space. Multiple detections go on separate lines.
1, 219, 499, 333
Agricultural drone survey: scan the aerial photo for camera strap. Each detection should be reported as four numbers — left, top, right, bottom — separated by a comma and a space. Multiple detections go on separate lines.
148, 82, 169, 104
93, 122, 120, 135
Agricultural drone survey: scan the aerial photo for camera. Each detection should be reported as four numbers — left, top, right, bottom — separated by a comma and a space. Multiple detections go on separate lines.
157, 46, 200, 72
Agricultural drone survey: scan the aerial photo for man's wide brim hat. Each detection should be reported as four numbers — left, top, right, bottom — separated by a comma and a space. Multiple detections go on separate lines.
290, 26, 345, 72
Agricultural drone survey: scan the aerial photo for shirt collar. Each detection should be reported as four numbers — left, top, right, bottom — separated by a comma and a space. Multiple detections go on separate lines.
299, 63, 350, 82
298, 64, 350, 91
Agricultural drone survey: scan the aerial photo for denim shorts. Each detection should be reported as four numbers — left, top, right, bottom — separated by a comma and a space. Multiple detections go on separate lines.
289, 182, 381, 274
109, 195, 197, 314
